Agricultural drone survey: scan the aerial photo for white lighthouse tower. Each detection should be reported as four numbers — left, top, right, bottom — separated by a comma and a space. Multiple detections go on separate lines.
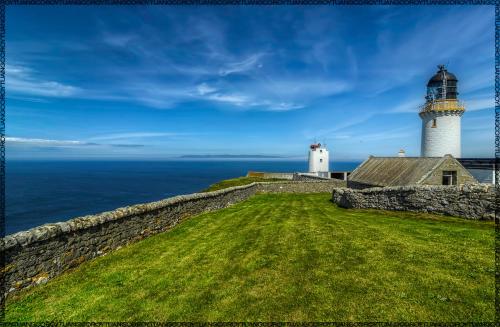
420, 65, 465, 158
308, 143, 329, 177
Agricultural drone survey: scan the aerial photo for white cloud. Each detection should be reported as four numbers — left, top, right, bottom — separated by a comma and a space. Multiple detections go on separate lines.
465, 97, 495, 112
195, 88, 306, 111
266, 102, 305, 111
305, 113, 375, 139
102, 32, 136, 47
206, 93, 249, 106
331, 134, 351, 140
6, 137, 87, 146
89, 132, 181, 141
355, 128, 413, 142
460, 68, 494, 94
192, 78, 351, 112
365, 7, 494, 96
6, 64, 81, 98
388, 98, 423, 113
8, 13, 355, 112
219, 53, 266, 76
263, 78, 351, 98
6, 136, 147, 148
197, 83, 217, 95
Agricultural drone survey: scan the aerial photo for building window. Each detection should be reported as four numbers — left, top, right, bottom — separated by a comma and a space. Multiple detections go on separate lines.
431, 119, 437, 128
320, 159, 323, 163
442, 171, 457, 185
320, 150, 323, 153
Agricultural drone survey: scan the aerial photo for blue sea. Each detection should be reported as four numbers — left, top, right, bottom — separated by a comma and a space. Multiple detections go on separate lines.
6, 160, 360, 235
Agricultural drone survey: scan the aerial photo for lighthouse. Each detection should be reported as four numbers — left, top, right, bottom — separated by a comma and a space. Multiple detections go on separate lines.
308, 143, 329, 177
420, 65, 465, 158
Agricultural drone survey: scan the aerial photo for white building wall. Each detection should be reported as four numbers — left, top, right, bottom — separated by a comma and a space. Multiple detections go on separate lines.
420, 111, 462, 158
308, 147, 329, 173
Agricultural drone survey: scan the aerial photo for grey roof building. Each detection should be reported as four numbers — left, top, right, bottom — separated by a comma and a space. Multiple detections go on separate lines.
347, 155, 478, 189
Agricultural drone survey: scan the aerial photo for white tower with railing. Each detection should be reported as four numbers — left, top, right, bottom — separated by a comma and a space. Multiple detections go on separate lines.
308, 143, 329, 177
420, 65, 464, 158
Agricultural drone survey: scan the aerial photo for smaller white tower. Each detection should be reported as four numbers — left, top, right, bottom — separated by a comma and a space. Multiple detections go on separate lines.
308, 143, 329, 177
398, 149, 406, 157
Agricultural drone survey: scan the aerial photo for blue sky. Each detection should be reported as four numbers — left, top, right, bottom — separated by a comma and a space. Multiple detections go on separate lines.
6, 5, 495, 160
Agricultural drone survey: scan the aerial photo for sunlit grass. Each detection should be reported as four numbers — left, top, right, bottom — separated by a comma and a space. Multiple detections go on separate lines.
6, 193, 494, 322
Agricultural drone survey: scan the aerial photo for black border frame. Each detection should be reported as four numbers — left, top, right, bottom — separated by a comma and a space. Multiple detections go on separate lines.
0, 1, 498, 324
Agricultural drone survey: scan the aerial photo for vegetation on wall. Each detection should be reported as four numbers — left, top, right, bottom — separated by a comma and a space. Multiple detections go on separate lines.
202, 176, 286, 192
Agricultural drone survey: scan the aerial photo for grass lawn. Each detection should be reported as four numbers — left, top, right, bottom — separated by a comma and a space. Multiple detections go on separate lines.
202, 176, 286, 192
6, 193, 494, 322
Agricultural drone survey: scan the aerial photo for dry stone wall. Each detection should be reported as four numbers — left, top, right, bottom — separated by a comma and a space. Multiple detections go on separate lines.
246, 171, 294, 180
332, 184, 495, 220
1, 180, 344, 297
292, 173, 331, 181
260, 179, 344, 192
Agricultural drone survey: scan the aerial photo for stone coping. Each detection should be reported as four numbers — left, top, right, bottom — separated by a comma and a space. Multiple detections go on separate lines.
334, 184, 493, 193
2, 180, 336, 251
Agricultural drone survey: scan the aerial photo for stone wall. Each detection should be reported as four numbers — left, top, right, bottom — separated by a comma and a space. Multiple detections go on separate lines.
1, 180, 342, 297
292, 173, 331, 181
246, 171, 294, 180
332, 184, 495, 220
260, 179, 345, 193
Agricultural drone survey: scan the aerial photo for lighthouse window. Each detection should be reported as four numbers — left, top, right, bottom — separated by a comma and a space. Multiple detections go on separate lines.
320, 150, 323, 153
442, 171, 457, 185
320, 159, 323, 163
432, 119, 437, 128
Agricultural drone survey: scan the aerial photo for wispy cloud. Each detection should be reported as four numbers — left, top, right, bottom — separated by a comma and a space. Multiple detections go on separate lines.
88, 132, 182, 141
262, 78, 351, 98
196, 83, 217, 96
460, 67, 494, 94
6, 137, 89, 146
205, 93, 249, 106
265, 102, 305, 112
305, 113, 375, 140
354, 128, 413, 142
6, 64, 81, 98
388, 98, 423, 113
466, 97, 495, 112
219, 53, 266, 76
6, 137, 143, 148
8, 8, 358, 113
101, 32, 136, 47
463, 114, 494, 132
194, 82, 311, 111
365, 7, 494, 96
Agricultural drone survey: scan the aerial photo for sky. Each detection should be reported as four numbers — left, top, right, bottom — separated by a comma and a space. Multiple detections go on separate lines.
6, 5, 495, 160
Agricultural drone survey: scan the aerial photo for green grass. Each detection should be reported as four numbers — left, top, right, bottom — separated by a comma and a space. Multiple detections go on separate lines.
202, 176, 286, 192
6, 193, 494, 322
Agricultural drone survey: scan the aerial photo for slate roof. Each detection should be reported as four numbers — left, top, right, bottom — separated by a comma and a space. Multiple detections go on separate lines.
348, 156, 448, 187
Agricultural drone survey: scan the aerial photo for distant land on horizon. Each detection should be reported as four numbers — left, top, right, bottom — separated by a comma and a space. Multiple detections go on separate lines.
179, 154, 290, 159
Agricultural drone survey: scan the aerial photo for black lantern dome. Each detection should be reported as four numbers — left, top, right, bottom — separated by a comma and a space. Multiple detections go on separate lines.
426, 64, 458, 101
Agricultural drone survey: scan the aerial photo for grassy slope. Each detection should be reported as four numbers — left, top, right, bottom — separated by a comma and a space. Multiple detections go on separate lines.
202, 176, 285, 192
6, 193, 494, 322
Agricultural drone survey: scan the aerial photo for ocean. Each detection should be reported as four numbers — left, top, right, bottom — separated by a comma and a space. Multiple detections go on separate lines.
6, 160, 360, 235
